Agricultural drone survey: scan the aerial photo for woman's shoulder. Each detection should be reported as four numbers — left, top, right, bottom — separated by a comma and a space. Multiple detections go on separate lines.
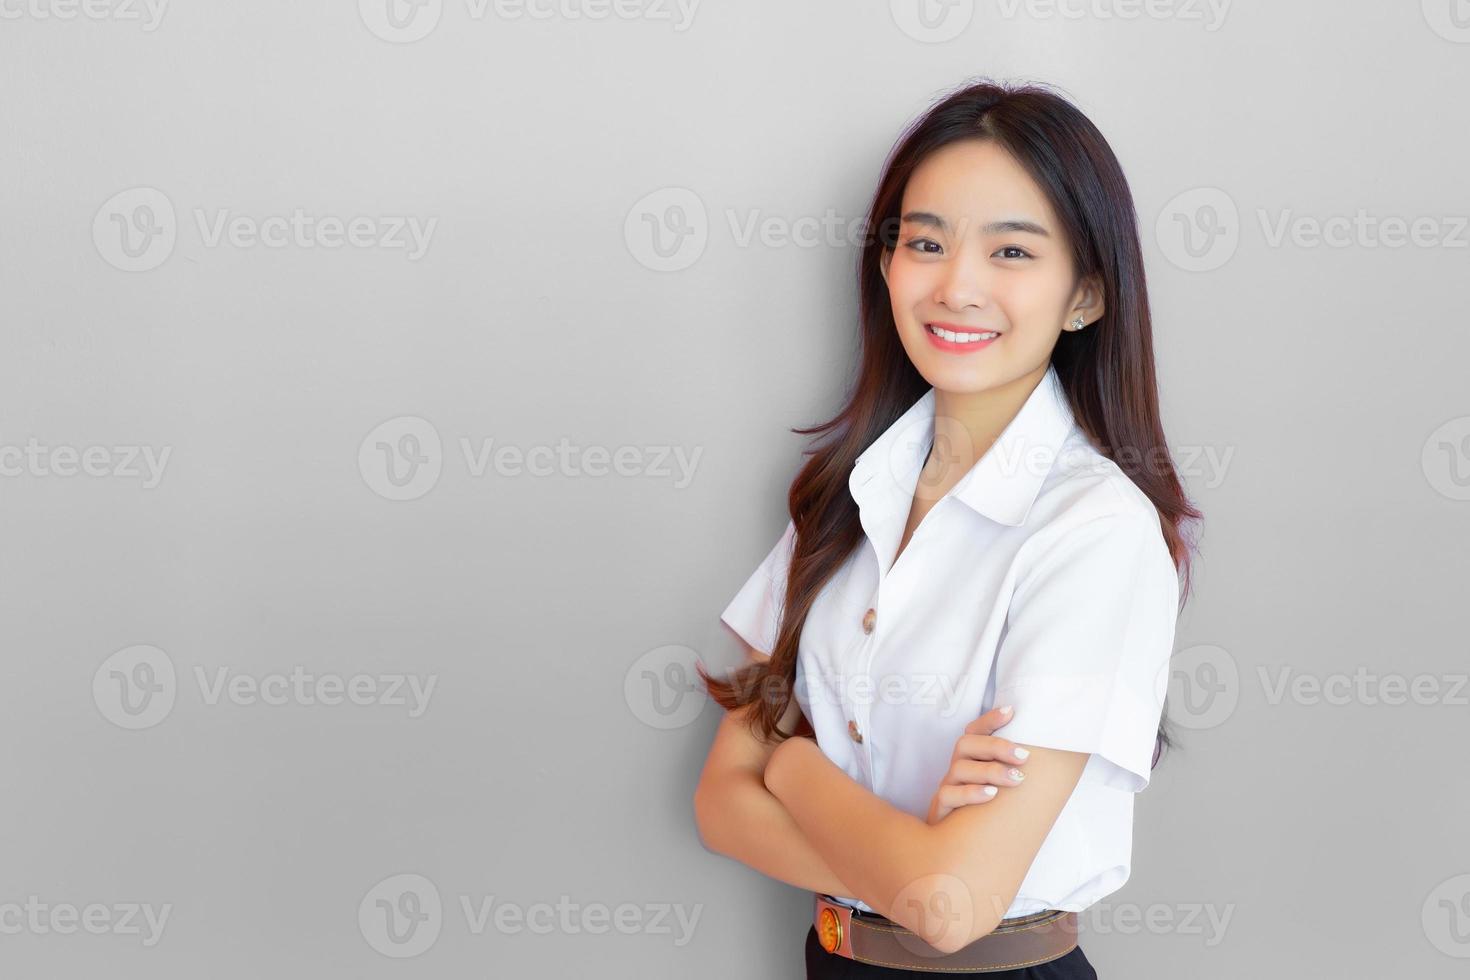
1021, 429, 1170, 559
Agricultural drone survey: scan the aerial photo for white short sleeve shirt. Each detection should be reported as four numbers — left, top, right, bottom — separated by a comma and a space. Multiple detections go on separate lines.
719, 363, 1180, 918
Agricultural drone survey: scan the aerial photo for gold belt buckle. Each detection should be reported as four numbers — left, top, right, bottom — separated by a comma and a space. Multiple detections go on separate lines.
813, 894, 855, 958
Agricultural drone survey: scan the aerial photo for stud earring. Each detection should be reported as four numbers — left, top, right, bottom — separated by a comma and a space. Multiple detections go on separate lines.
1068, 316, 1087, 331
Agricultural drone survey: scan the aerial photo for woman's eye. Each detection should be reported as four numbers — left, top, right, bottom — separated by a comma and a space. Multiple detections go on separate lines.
904, 238, 941, 255
996, 245, 1032, 260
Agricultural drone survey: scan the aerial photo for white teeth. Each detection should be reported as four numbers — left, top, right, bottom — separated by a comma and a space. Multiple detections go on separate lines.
927, 325, 999, 343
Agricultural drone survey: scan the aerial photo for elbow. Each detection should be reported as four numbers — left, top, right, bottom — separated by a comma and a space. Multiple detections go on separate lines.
930, 913, 1000, 957
692, 781, 728, 857
695, 765, 765, 859
901, 871, 1003, 956
926, 911, 1001, 957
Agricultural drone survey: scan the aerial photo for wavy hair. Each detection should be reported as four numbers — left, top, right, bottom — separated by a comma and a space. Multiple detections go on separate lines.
699, 79, 1202, 772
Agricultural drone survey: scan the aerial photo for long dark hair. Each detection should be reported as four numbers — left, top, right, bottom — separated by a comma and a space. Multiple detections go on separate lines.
700, 78, 1202, 771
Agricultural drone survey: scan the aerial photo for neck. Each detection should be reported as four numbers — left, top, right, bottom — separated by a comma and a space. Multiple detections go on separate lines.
925, 363, 1049, 488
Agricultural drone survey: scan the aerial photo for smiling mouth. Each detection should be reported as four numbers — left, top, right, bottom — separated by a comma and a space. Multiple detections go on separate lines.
925, 323, 1001, 344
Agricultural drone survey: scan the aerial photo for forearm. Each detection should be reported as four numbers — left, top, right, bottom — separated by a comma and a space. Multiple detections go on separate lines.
764, 738, 944, 923
698, 770, 856, 897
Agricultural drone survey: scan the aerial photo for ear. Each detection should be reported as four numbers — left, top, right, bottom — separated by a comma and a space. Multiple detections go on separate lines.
879, 246, 891, 287
1068, 275, 1105, 327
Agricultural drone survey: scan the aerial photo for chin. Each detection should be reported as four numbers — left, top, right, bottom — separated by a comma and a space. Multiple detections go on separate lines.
929, 369, 1010, 396
898, 331, 1009, 392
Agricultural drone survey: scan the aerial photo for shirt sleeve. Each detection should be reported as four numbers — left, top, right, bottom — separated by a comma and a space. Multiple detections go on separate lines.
718, 518, 797, 661
990, 512, 1180, 793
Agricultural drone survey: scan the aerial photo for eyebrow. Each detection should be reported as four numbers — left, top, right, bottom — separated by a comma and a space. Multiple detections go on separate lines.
900, 211, 1051, 237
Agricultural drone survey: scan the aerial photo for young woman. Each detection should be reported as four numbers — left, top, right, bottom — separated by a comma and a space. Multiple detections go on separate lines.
694, 79, 1201, 978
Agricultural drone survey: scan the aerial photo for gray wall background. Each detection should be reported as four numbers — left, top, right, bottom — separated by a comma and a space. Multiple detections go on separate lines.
2, 1, 1468, 976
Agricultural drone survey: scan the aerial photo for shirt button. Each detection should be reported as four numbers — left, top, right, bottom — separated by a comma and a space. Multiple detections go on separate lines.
861, 608, 876, 635
848, 719, 863, 744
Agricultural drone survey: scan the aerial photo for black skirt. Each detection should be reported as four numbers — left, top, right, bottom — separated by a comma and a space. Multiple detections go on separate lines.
804, 924, 1099, 979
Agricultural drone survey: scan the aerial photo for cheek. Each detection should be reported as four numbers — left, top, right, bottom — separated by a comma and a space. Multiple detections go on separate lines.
993, 268, 1071, 322
885, 260, 935, 314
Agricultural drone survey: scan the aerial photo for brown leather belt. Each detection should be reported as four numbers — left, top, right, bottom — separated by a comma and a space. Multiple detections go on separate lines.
812, 893, 1078, 972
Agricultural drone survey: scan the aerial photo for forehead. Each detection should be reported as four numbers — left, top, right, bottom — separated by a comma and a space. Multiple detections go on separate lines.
901, 138, 1056, 229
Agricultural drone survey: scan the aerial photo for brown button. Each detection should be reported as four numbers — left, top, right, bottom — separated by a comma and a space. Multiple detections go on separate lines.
861, 608, 876, 634
848, 719, 863, 744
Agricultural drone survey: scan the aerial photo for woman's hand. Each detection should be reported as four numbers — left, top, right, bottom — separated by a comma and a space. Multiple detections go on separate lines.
925, 705, 1032, 824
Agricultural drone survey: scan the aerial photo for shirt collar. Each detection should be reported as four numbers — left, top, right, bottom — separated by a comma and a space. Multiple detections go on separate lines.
849, 363, 1079, 528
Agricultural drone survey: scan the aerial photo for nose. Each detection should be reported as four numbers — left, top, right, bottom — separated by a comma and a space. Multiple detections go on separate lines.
932, 254, 989, 312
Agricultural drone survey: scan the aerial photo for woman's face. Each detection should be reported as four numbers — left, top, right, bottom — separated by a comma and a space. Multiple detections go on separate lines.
880, 138, 1104, 395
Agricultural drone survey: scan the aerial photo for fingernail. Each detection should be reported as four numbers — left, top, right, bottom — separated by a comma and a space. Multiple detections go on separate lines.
1013, 747, 1029, 760
983, 786, 998, 796
1008, 768, 1025, 781
998, 705, 1013, 715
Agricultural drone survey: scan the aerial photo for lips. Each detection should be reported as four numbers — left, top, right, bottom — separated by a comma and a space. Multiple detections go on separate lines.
921, 321, 1001, 353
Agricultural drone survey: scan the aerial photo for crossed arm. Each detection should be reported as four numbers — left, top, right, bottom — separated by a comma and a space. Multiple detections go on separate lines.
694, 649, 1090, 955
691, 656, 857, 899
762, 731, 1087, 953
